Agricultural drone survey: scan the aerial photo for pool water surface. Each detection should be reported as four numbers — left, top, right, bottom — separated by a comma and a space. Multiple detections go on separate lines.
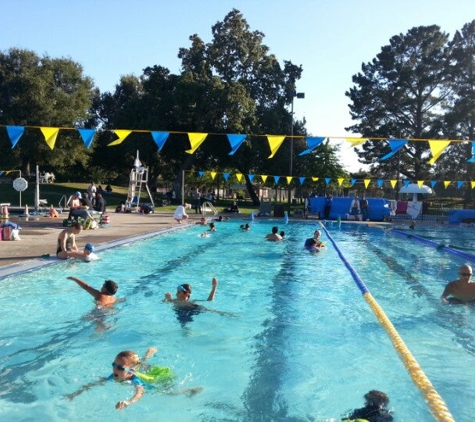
1, 220, 475, 421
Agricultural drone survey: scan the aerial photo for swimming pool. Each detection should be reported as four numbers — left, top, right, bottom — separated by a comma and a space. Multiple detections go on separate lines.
1, 220, 474, 421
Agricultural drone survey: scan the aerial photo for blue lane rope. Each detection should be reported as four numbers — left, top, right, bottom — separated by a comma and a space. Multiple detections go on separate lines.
391, 229, 475, 264
318, 222, 454, 422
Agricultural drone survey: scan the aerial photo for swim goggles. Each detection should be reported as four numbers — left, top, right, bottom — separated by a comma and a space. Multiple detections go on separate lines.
112, 362, 135, 373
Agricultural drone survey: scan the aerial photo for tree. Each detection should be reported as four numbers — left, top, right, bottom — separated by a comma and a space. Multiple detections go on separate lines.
345, 26, 452, 181
0, 48, 96, 176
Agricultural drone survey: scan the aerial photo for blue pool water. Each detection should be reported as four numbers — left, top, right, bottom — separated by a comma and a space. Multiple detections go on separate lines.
1, 220, 475, 421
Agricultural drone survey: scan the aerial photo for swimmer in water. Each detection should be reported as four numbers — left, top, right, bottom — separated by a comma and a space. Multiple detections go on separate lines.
67, 276, 118, 308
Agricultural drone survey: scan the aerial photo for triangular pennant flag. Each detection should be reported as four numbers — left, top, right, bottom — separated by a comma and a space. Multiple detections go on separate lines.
78, 128, 95, 149
108, 130, 132, 146
312, 177, 319, 182
346, 137, 367, 147
427, 140, 451, 164
377, 179, 384, 188
261, 175, 268, 183
390, 180, 397, 189
468, 141, 475, 163
223, 173, 229, 181
248, 174, 255, 183
286, 176, 293, 185
267, 135, 286, 158
226, 134, 247, 155
40, 127, 60, 150
472, 181, 475, 189
444, 181, 451, 189
417, 180, 424, 188
6, 126, 25, 149
403, 180, 410, 187
381, 139, 408, 160
299, 136, 325, 156
299, 177, 306, 185
236, 173, 243, 182
350, 178, 356, 186
364, 179, 371, 188
274, 176, 280, 184
325, 178, 331, 185
198, 171, 205, 178
457, 181, 464, 189
151, 131, 169, 150
186, 132, 208, 154
431, 181, 437, 188
210, 172, 217, 180
337, 178, 344, 186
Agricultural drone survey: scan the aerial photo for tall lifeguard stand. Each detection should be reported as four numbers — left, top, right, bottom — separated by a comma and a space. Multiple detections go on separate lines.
126, 151, 154, 210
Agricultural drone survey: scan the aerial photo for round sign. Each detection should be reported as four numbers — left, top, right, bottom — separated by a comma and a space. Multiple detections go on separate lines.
13, 177, 28, 192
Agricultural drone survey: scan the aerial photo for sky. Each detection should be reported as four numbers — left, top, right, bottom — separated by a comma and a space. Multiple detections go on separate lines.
2, 0, 475, 171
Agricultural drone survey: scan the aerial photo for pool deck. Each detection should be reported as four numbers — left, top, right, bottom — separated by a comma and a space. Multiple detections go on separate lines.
0, 212, 206, 275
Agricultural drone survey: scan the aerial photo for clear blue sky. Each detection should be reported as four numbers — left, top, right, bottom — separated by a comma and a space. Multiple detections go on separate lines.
3, 0, 475, 171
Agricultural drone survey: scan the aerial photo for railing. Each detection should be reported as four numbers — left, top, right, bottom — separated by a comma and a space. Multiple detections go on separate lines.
58, 195, 70, 210
201, 201, 218, 216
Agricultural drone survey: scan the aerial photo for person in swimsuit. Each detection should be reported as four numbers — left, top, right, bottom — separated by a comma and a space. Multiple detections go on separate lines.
57, 223, 86, 260
65, 347, 202, 408
265, 226, 283, 241
67, 276, 118, 307
342, 390, 393, 421
441, 264, 475, 304
304, 230, 324, 249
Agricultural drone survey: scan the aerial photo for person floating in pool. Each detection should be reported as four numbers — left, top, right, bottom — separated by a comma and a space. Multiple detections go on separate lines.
304, 230, 325, 249
196, 217, 207, 226
240, 223, 250, 231
441, 264, 475, 304
208, 222, 217, 232
67, 276, 118, 308
342, 390, 393, 422
65, 347, 202, 409
304, 238, 322, 253
265, 226, 283, 241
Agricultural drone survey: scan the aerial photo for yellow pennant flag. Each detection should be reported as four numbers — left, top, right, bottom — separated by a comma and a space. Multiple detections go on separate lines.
210, 172, 217, 180
338, 178, 344, 186
261, 175, 268, 183
186, 132, 208, 154
346, 137, 366, 147
312, 177, 319, 182
236, 173, 243, 182
472, 181, 475, 189
40, 127, 60, 150
417, 180, 424, 188
364, 179, 371, 188
267, 135, 286, 158
444, 181, 451, 189
427, 140, 451, 164
390, 180, 397, 188
286, 176, 293, 185
108, 130, 132, 146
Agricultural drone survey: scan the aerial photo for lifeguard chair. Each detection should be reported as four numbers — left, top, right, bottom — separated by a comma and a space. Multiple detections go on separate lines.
125, 151, 154, 210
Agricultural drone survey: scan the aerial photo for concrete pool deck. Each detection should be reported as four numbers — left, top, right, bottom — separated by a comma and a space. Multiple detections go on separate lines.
0, 212, 209, 275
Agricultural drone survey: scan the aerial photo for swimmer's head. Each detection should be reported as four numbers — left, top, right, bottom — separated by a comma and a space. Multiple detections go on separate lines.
272, 226, 279, 234
314, 230, 321, 238
177, 284, 192, 300
102, 279, 118, 296
364, 390, 389, 408
112, 350, 140, 381
84, 243, 95, 253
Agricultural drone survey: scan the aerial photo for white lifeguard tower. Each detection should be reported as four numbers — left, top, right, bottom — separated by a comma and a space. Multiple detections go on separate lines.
126, 151, 154, 210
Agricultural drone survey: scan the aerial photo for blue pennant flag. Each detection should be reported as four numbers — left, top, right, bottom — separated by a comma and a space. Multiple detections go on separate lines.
227, 134, 247, 155
273, 176, 280, 184
325, 178, 331, 185
223, 172, 229, 181
198, 171, 204, 178
299, 177, 306, 185
299, 137, 325, 156
151, 132, 169, 150
6, 126, 25, 149
381, 139, 408, 160
78, 128, 95, 149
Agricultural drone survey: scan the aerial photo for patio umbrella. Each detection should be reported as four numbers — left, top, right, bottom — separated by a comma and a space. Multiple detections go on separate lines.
399, 183, 433, 201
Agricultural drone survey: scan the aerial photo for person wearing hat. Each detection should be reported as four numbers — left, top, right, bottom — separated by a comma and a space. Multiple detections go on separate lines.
67, 276, 118, 307
67, 191, 82, 220
83, 243, 99, 262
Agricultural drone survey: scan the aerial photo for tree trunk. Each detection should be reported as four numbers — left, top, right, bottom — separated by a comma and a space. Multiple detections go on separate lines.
244, 174, 260, 206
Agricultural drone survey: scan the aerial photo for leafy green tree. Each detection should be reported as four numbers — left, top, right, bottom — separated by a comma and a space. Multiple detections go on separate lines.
0, 48, 96, 177
345, 26, 452, 181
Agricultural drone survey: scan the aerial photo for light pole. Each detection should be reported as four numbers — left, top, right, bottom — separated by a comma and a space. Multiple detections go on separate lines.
288, 90, 305, 214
